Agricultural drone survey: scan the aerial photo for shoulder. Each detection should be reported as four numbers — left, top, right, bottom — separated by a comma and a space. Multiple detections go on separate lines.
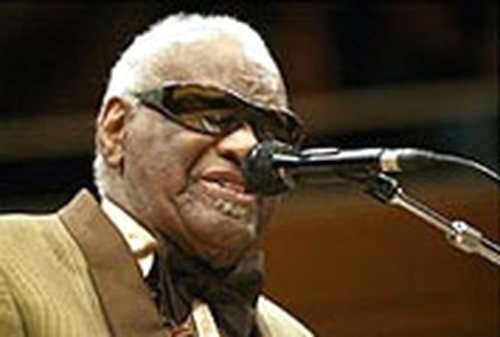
256, 296, 315, 337
0, 212, 58, 241
0, 211, 76, 265
0, 212, 51, 245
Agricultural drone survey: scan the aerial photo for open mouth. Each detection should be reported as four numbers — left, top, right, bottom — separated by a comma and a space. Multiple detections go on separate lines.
200, 170, 256, 219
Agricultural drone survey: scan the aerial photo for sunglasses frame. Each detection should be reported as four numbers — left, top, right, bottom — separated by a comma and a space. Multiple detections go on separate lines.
133, 83, 305, 147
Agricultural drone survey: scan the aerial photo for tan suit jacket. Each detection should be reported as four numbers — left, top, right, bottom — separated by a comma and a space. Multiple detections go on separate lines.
0, 190, 313, 336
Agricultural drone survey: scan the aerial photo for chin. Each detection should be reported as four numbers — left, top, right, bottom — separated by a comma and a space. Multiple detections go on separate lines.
186, 223, 257, 269
173, 182, 263, 268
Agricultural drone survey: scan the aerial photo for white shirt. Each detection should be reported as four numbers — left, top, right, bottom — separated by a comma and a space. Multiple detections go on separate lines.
101, 198, 157, 277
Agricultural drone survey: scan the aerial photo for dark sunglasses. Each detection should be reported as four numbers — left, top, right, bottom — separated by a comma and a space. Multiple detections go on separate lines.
134, 83, 304, 146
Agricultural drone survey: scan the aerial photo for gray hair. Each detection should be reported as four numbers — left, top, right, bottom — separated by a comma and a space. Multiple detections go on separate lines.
93, 13, 280, 197
102, 13, 280, 104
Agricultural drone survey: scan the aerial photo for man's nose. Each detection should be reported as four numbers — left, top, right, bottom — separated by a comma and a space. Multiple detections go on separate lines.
215, 124, 259, 164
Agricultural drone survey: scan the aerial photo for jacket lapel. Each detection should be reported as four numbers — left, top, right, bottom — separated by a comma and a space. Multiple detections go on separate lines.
59, 189, 167, 337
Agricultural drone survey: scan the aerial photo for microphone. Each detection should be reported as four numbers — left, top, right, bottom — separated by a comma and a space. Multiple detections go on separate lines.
242, 140, 438, 196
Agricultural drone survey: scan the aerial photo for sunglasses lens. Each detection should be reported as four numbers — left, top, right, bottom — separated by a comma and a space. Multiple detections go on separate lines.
275, 114, 302, 145
140, 85, 303, 145
179, 109, 241, 134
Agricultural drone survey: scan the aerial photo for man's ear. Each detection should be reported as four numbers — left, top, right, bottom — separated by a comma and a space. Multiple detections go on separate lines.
96, 97, 129, 169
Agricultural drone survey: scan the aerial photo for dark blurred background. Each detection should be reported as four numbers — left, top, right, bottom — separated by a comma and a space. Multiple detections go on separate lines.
0, 1, 498, 336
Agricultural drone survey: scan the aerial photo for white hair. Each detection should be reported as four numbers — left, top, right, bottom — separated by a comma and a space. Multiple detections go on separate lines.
94, 13, 281, 197
93, 154, 107, 197
102, 13, 281, 104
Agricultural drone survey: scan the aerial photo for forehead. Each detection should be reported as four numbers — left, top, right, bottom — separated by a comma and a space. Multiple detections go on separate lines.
151, 33, 289, 111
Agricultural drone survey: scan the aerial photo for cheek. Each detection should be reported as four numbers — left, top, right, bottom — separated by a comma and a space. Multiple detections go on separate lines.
124, 147, 183, 203
120, 114, 214, 231
125, 123, 213, 196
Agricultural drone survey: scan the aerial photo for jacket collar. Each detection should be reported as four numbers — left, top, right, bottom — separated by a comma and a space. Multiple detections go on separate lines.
58, 189, 166, 337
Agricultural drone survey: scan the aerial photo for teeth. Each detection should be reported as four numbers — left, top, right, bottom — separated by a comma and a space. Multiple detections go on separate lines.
222, 201, 232, 213
214, 199, 225, 209
213, 198, 248, 219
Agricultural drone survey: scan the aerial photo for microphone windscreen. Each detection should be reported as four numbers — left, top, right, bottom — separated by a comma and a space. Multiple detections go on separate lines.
241, 140, 296, 196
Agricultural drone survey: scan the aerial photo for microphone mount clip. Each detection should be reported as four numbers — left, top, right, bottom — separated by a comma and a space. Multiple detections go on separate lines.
360, 174, 500, 267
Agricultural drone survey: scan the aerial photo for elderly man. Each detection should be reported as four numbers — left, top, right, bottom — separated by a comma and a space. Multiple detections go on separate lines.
0, 13, 313, 337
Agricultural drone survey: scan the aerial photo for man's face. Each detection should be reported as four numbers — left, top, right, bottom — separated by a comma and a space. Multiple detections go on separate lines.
101, 34, 291, 267
121, 107, 275, 267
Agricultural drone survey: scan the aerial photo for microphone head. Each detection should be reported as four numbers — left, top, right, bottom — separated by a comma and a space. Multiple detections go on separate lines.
242, 140, 296, 196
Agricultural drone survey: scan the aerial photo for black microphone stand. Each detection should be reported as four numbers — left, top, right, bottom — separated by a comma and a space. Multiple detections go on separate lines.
359, 174, 500, 266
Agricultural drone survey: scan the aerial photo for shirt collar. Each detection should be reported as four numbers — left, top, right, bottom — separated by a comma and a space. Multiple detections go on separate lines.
101, 197, 157, 276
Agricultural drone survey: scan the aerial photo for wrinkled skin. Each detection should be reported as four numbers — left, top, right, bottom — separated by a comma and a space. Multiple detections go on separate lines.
97, 33, 289, 267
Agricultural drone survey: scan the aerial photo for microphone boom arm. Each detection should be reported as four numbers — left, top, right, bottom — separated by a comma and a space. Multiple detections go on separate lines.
361, 174, 500, 267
